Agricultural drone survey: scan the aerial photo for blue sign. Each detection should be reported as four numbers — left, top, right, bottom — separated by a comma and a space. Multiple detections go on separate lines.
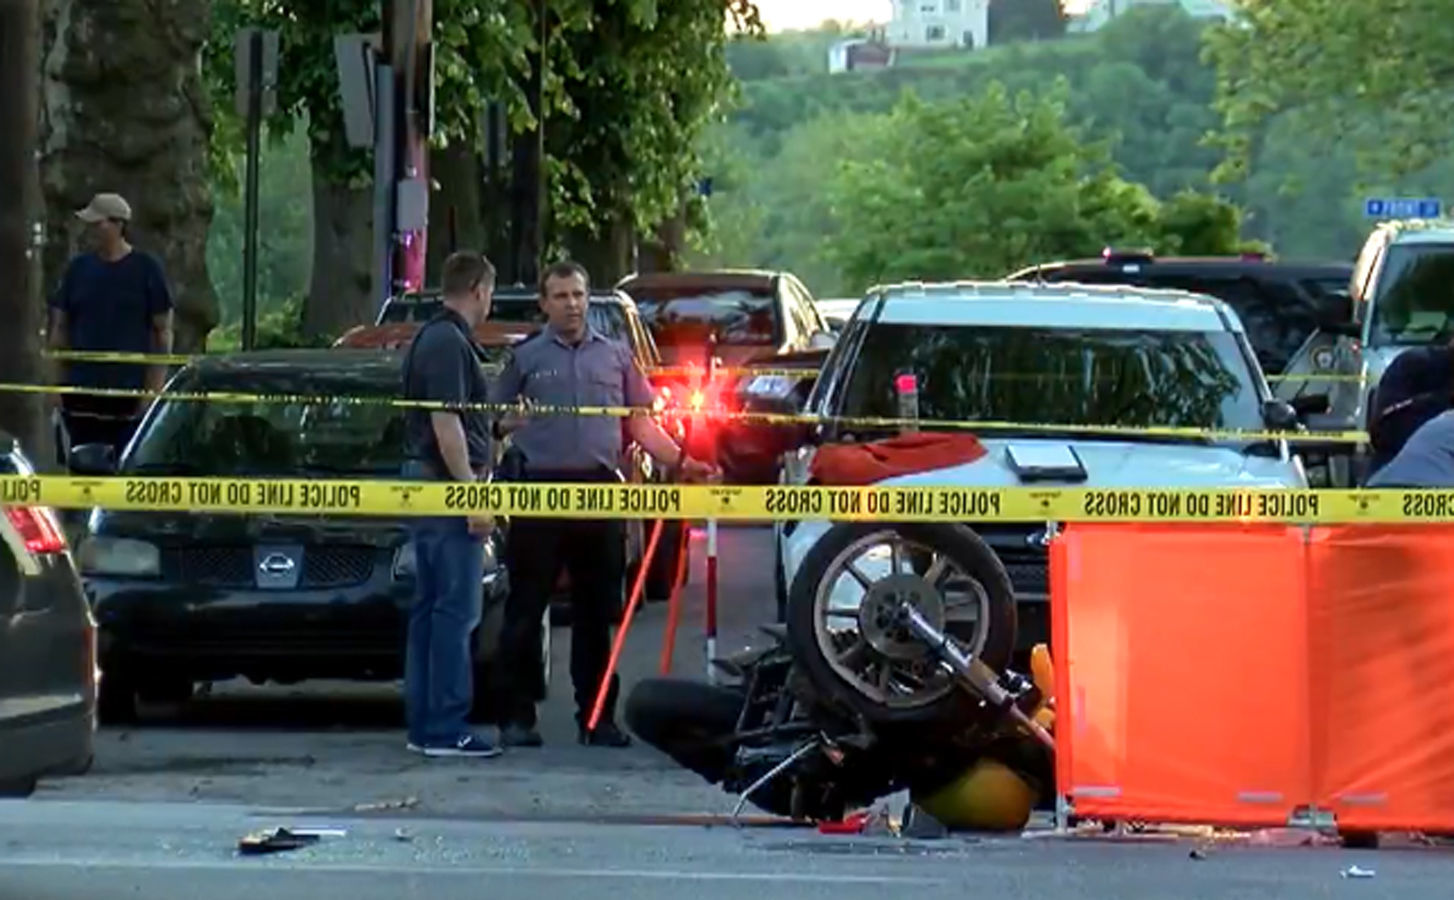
1365, 197, 1441, 219
697, 177, 714, 198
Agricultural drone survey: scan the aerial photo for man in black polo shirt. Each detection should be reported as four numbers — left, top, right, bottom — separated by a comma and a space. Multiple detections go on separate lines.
400, 251, 500, 758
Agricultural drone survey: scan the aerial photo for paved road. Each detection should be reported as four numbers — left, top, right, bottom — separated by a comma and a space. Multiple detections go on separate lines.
3, 798, 1451, 900
34, 525, 782, 819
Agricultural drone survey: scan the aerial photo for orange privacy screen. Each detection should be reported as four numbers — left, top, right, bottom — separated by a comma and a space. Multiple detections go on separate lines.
1307, 526, 1454, 831
1052, 524, 1311, 826
1053, 523, 1454, 831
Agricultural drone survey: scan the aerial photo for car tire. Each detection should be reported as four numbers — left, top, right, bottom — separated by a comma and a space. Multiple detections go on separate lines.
54, 752, 95, 777
97, 669, 139, 726
785, 523, 1017, 734
0, 776, 37, 798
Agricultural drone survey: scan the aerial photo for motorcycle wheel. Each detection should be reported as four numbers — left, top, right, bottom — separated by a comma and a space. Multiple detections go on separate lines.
786, 523, 1016, 732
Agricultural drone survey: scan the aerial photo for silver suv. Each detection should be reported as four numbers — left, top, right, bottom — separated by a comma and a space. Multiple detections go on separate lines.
1276, 219, 1454, 484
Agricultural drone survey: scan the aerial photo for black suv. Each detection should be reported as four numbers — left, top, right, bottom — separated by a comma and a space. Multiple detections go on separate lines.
1008, 251, 1354, 376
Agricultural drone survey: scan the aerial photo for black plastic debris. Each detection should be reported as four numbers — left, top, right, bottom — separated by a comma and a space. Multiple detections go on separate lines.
237, 827, 344, 855
900, 804, 949, 840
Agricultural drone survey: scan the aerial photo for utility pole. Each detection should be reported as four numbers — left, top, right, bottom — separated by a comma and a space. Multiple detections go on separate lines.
511, 0, 547, 287
234, 28, 278, 350
385, 0, 431, 294
0, 0, 47, 460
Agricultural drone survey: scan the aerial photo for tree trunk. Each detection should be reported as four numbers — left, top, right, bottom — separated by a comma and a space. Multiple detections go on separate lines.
37, 0, 218, 352
425, 142, 485, 284
564, 212, 635, 287
638, 202, 688, 274
0, 0, 49, 464
302, 127, 375, 340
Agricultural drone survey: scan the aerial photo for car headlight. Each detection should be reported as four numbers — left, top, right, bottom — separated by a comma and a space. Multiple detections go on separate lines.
392, 539, 502, 586
76, 536, 161, 577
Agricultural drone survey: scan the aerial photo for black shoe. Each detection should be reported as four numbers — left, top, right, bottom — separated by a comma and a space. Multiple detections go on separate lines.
501, 724, 543, 747
578, 720, 632, 747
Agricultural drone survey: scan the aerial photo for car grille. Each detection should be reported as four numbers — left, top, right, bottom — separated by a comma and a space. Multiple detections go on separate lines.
161, 546, 377, 589
974, 527, 1050, 597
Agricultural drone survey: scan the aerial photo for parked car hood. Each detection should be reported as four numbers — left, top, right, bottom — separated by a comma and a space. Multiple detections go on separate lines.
88, 508, 408, 547
780, 436, 1307, 582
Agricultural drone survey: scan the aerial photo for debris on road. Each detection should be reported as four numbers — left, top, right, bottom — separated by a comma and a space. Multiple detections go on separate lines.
237, 827, 346, 856
393, 827, 414, 842
1341, 865, 1376, 879
352, 796, 419, 813
900, 803, 949, 840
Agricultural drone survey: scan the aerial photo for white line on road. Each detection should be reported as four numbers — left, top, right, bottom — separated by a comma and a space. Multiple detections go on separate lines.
0, 857, 948, 884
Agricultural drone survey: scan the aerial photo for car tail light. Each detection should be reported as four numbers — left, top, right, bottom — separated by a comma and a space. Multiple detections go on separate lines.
4, 505, 67, 554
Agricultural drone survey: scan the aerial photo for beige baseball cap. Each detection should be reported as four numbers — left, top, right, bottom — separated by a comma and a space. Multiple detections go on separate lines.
75, 193, 132, 223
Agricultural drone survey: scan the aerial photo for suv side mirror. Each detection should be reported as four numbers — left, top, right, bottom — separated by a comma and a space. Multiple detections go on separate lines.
1321, 320, 1361, 338
1289, 393, 1331, 418
68, 443, 116, 475
1317, 293, 1359, 337
1261, 399, 1301, 431
807, 330, 836, 350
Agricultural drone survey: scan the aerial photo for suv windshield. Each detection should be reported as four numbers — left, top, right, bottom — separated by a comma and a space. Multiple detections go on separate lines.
380, 294, 629, 341
1369, 243, 1454, 345
124, 379, 405, 477
632, 288, 778, 346
833, 324, 1263, 440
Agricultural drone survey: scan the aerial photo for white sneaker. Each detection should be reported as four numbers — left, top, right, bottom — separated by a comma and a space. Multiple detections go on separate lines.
421, 733, 502, 758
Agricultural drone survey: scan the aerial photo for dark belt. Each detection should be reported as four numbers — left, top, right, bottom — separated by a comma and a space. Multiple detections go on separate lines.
521, 465, 621, 484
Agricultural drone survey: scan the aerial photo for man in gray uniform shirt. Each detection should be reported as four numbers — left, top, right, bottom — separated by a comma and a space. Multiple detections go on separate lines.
1366, 409, 1454, 488
492, 260, 717, 748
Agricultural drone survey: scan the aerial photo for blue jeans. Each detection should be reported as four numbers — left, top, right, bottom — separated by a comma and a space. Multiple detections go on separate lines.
403, 466, 485, 746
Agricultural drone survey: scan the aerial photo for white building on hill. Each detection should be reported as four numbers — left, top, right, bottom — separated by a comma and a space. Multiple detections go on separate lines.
1068, 0, 1234, 33
885, 0, 989, 50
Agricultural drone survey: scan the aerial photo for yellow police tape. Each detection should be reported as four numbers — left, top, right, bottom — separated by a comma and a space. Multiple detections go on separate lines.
5, 382, 1371, 444
40, 349, 1369, 382
41, 349, 810, 380
3, 475, 1452, 523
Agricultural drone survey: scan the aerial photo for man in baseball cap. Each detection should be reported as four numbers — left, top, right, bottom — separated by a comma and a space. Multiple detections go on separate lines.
48, 191, 174, 467
74, 192, 133, 224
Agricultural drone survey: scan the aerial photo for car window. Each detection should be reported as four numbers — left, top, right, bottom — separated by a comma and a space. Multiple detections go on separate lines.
1146, 275, 1313, 375
1300, 276, 1352, 322
1036, 267, 1150, 286
125, 379, 406, 477
1368, 243, 1454, 346
379, 298, 442, 324
631, 287, 781, 347
831, 323, 1263, 442
486, 297, 629, 343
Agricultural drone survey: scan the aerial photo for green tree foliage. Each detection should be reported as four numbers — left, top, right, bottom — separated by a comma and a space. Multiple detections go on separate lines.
690, 4, 1454, 294
200, 0, 758, 332
820, 83, 1248, 291
1204, 0, 1454, 181
546, 0, 762, 245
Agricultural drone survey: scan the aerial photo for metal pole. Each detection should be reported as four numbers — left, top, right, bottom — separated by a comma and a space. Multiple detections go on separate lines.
371, 59, 396, 308
241, 29, 263, 351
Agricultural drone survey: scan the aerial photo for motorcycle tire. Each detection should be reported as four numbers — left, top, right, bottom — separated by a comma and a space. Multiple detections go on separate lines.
785, 522, 1016, 732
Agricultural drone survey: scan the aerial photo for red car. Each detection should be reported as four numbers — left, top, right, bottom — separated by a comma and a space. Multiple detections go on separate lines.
616, 270, 836, 483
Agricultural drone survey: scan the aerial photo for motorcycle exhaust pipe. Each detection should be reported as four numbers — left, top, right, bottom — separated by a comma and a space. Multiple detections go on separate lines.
897, 603, 1055, 751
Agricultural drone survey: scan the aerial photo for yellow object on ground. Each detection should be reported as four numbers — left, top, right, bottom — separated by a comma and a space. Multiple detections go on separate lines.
912, 643, 1057, 832
915, 758, 1038, 832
